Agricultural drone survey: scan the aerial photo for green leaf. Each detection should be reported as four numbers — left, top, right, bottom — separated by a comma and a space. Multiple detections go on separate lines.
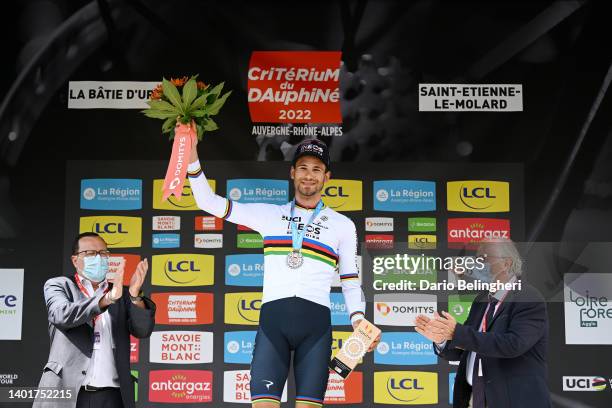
169, 127, 176, 140
162, 78, 183, 112
206, 93, 217, 105
180, 114, 191, 124
209, 82, 224, 96
191, 109, 209, 117
182, 78, 198, 108
196, 124, 204, 141
203, 118, 219, 131
190, 92, 210, 110
147, 99, 178, 112
162, 117, 176, 133
142, 109, 178, 119
207, 90, 232, 115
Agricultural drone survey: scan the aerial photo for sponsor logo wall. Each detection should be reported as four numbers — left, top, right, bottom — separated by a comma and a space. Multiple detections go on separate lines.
64, 157, 523, 406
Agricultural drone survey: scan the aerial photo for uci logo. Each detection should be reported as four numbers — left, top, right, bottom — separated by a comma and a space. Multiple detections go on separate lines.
323, 186, 348, 197
94, 223, 127, 234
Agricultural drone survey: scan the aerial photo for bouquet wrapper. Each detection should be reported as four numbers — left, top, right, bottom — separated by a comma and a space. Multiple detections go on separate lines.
162, 122, 194, 201
329, 319, 381, 379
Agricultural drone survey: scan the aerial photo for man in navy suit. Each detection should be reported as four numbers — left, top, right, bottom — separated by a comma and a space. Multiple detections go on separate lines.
416, 239, 551, 408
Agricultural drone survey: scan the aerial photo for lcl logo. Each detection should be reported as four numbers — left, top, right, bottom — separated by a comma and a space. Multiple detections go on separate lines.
461, 187, 496, 199
389, 378, 424, 391
166, 261, 201, 273
240, 299, 261, 311
323, 186, 349, 197
94, 223, 128, 234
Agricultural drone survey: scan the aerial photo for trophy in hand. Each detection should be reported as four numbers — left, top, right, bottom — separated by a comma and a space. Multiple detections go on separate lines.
329, 319, 382, 379
141, 75, 231, 201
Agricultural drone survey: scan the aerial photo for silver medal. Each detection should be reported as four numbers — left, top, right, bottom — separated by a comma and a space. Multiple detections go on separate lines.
286, 250, 304, 269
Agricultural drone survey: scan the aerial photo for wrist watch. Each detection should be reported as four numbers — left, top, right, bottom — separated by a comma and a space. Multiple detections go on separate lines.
129, 292, 143, 302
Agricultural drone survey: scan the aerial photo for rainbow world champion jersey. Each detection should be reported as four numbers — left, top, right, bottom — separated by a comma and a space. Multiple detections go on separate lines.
187, 160, 365, 323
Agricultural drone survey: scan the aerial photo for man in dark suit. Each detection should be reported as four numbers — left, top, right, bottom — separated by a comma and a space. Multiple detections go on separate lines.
416, 239, 551, 408
34, 232, 155, 408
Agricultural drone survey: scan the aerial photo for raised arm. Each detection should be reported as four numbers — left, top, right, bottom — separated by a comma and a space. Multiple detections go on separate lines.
187, 136, 278, 233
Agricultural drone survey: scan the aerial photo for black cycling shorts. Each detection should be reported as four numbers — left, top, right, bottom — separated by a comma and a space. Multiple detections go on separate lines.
250, 297, 332, 406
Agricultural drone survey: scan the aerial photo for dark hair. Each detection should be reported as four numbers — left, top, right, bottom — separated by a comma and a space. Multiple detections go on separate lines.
72, 232, 104, 255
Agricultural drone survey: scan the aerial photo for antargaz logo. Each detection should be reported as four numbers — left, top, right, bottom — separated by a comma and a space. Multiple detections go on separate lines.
322, 180, 362, 211
447, 218, 510, 249
447, 181, 509, 212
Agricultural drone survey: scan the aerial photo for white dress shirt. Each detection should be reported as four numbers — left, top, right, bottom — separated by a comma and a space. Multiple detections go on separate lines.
78, 277, 120, 388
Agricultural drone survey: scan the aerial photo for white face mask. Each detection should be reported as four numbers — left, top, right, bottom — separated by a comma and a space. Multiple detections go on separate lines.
81, 254, 109, 283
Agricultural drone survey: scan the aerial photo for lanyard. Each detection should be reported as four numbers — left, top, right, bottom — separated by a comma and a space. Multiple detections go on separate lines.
290, 200, 324, 252
481, 291, 510, 333
74, 273, 109, 326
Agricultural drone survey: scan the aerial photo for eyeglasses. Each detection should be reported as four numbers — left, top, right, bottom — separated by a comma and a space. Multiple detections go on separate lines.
75, 250, 111, 258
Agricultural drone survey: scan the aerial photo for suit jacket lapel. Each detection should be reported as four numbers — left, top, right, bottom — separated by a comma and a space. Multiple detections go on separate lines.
470, 292, 489, 329
487, 291, 514, 330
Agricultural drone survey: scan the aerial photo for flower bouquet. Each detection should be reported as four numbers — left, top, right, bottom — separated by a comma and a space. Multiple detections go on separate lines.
142, 75, 231, 200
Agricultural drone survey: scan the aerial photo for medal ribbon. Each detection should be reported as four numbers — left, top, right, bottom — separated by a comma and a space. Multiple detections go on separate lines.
290, 200, 324, 253
74, 273, 109, 326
